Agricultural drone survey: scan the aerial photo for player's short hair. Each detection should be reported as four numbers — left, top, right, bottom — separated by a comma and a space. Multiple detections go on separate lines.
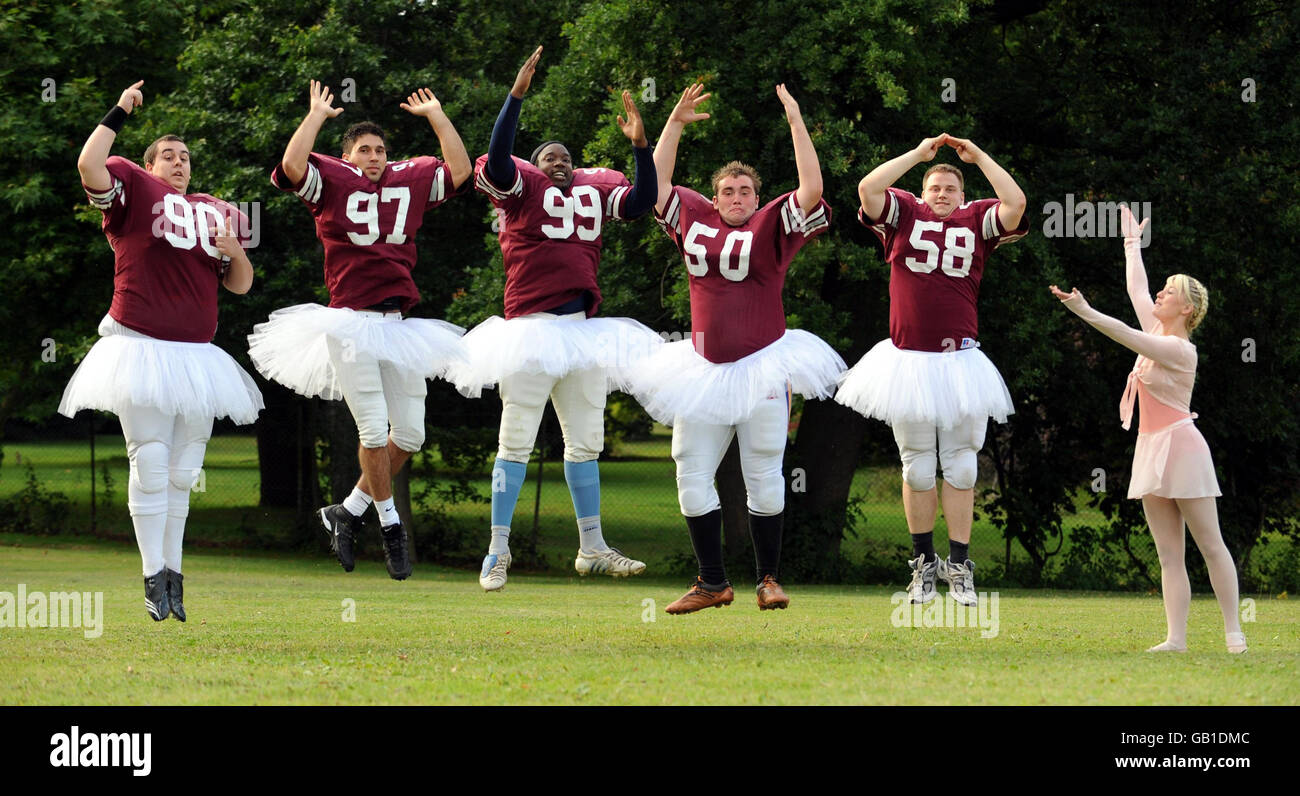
922, 163, 964, 192
143, 135, 186, 169
1167, 274, 1210, 333
530, 140, 568, 166
342, 122, 387, 155
710, 161, 761, 196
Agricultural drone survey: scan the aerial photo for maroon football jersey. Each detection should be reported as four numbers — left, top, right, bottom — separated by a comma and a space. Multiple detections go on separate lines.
861, 187, 1028, 352
84, 156, 248, 343
271, 153, 456, 312
656, 187, 831, 363
857, 185, 1029, 351
475, 155, 634, 319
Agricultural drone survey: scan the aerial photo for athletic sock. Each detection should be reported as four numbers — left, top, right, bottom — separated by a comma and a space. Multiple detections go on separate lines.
490, 458, 528, 528
748, 511, 784, 583
342, 487, 372, 518
685, 509, 726, 586
131, 512, 167, 577
577, 515, 608, 553
163, 514, 185, 574
949, 540, 969, 564
912, 531, 936, 564
375, 497, 399, 527
488, 525, 511, 556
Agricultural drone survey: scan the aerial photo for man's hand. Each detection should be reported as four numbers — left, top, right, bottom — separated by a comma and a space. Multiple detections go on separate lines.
914, 134, 949, 162
617, 90, 647, 147
1120, 204, 1149, 239
211, 216, 243, 260
775, 83, 804, 126
511, 46, 543, 99
117, 80, 144, 114
400, 88, 444, 119
308, 80, 344, 120
668, 82, 711, 127
944, 135, 985, 164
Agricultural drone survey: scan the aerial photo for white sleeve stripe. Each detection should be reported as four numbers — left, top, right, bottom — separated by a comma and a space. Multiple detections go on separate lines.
662, 192, 681, 234
430, 167, 445, 203
606, 186, 629, 219
992, 229, 1028, 249
801, 206, 829, 236
886, 193, 899, 228
475, 168, 524, 201
86, 178, 123, 209
982, 205, 1000, 240
296, 164, 322, 205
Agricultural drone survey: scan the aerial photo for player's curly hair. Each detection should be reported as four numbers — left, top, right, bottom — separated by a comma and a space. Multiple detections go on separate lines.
143, 135, 186, 169
710, 161, 761, 196
342, 122, 387, 155
923, 163, 964, 191
1167, 274, 1209, 333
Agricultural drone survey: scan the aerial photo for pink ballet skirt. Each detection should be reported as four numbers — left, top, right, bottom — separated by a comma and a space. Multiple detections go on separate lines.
1128, 379, 1220, 499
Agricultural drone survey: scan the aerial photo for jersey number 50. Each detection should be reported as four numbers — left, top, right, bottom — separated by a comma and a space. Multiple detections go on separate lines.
905, 222, 975, 277
683, 222, 753, 281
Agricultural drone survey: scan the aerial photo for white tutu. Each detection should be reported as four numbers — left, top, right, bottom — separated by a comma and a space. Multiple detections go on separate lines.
835, 338, 1013, 429
247, 303, 466, 401
446, 313, 664, 398
59, 315, 264, 424
628, 329, 846, 426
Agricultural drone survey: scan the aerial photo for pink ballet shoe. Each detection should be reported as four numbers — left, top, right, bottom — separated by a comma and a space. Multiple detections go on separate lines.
1225, 632, 1248, 654
1145, 640, 1188, 652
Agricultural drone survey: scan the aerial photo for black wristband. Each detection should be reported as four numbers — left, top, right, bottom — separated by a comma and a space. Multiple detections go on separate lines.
99, 105, 128, 133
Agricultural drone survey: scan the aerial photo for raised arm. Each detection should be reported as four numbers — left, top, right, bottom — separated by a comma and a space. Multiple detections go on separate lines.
1049, 285, 1193, 370
775, 84, 821, 215
652, 83, 710, 215
281, 80, 343, 186
400, 88, 471, 189
857, 134, 947, 222
945, 136, 1026, 232
1119, 205, 1157, 332
615, 90, 656, 219
78, 81, 144, 192
485, 46, 542, 188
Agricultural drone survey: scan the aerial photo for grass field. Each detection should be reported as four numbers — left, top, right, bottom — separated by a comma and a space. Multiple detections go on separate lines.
1, 536, 1295, 706
0, 430, 1134, 577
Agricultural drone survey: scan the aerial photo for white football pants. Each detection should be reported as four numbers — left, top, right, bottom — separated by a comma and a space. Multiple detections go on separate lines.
327, 323, 427, 452
892, 415, 987, 491
497, 367, 606, 463
672, 391, 790, 517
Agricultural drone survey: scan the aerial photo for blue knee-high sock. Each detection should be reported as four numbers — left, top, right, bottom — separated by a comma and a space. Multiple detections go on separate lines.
490, 458, 528, 529
563, 459, 601, 519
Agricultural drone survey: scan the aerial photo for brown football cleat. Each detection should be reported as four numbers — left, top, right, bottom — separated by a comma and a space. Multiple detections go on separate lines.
665, 578, 734, 614
755, 575, 790, 610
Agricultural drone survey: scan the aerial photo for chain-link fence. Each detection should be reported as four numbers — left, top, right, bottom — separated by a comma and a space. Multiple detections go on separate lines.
2, 390, 1296, 593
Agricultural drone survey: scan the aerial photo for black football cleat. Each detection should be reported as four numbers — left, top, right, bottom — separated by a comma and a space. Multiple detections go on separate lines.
380, 523, 412, 581
320, 504, 361, 572
166, 568, 186, 622
144, 569, 170, 622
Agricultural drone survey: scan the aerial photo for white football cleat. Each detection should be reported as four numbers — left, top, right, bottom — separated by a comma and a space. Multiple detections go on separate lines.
574, 547, 645, 577
937, 557, 977, 606
479, 552, 511, 592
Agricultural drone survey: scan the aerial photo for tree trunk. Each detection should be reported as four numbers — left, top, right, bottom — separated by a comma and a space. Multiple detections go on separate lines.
715, 435, 750, 571
786, 398, 869, 577
256, 380, 309, 508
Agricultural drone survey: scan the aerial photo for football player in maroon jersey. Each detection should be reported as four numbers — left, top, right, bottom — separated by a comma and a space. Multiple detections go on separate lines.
449, 46, 663, 591
248, 80, 472, 580
63, 80, 264, 622
631, 83, 845, 614
837, 134, 1028, 606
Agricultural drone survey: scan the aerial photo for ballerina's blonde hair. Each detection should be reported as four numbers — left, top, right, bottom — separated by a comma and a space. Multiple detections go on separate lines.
1167, 274, 1209, 333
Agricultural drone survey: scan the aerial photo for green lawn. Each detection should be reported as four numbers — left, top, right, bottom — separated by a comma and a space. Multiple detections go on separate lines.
0, 431, 1110, 575
1, 539, 1294, 705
